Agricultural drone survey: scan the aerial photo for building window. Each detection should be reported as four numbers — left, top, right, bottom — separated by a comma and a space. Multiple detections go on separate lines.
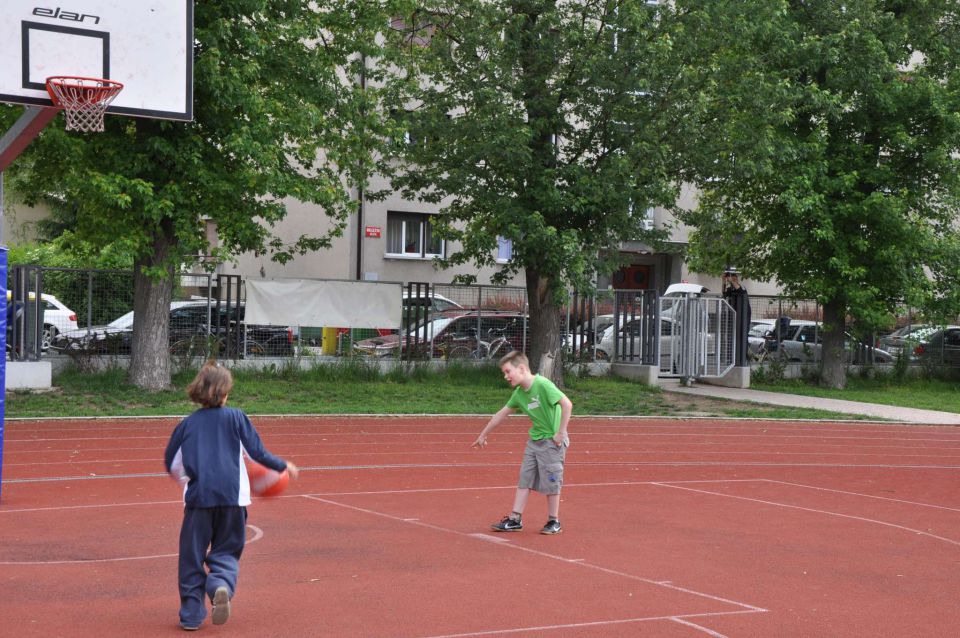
387, 212, 444, 258
643, 207, 655, 230
496, 236, 513, 263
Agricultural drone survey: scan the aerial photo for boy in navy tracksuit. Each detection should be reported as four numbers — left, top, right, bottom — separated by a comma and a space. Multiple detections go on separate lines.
164, 361, 299, 631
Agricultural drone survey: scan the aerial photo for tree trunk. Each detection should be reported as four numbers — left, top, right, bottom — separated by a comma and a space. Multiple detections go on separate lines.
525, 266, 564, 388
819, 297, 847, 390
128, 225, 177, 391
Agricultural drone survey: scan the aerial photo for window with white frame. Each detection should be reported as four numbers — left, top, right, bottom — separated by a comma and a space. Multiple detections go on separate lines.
628, 200, 656, 231
386, 212, 444, 258
643, 207, 655, 230
496, 236, 513, 263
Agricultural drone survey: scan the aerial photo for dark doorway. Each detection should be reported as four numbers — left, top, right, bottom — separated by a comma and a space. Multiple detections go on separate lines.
612, 264, 652, 290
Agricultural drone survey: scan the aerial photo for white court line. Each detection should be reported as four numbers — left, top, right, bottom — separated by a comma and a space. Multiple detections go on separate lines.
651, 483, 960, 547
564, 461, 960, 469
762, 479, 960, 513
4, 436, 169, 443
671, 616, 730, 637
3, 457, 189, 467
0, 479, 688, 514
12, 459, 960, 488
468, 533, 511, 543
5, 476, 957, 514
8, 414, 954, 430
416, 610, 757, 638
2, 479, 701, 514
2, 472, 176, 484
301, 494, 767, 614
10, 431, 960, 444
0, 525, 263, 565
1, 474, 954, 511
0, 498, 185, 513
519, 450, 960, 460
10, 443, 960, 468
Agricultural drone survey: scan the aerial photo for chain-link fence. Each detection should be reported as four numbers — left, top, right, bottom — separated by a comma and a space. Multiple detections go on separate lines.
10, 264, 957, 369
8, 265, 134, 361
746, 295, 960, 366
362, 283, 530, 362
6, 266, 533, 364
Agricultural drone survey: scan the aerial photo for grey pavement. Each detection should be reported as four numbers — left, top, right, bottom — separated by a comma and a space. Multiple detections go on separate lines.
659, 379, 960, 425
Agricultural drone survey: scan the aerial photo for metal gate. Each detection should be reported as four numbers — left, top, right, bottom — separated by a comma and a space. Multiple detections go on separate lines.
659, 295, 736, 379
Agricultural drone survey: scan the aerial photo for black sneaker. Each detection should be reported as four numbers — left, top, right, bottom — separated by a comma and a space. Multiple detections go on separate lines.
491, 516, 523, 532
540, 519, 562, 535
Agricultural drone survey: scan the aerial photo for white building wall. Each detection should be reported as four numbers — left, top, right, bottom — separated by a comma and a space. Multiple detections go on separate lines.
2, 200, 49, 245
3, 167, 777, 296
219, 174, 526, 287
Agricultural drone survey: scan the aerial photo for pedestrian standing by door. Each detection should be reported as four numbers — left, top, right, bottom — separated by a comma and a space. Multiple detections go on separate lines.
723, 269, 751, 366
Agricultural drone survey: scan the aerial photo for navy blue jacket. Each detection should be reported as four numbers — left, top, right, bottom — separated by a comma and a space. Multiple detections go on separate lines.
164, 406, 287, 507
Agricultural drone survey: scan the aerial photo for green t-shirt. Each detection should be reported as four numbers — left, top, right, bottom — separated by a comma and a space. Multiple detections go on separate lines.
506, 375, 567, 440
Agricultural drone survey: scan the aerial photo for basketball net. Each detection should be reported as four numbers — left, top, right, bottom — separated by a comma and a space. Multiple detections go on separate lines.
46, 76, 124, 133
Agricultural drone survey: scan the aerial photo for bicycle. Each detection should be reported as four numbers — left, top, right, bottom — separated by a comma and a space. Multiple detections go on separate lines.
437, 339, 473, 360
754, 330, 789, 363
469, 326, 512, 360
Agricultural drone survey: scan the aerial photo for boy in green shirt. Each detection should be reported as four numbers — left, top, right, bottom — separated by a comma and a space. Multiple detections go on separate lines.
472, 350, 573, 534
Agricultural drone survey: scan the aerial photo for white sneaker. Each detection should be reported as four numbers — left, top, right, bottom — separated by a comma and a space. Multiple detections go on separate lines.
211, 586, 231, 625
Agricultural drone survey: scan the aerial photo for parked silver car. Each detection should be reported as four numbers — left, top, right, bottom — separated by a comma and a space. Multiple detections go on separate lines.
912, 326, 960, 366
877, 324, 938, 359
594, 315, 718, 369
748, 319, 777, 360
759, 320, 893, 364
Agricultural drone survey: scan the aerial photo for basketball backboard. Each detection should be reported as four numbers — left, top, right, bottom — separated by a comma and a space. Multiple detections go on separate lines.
0, 1, 193, 121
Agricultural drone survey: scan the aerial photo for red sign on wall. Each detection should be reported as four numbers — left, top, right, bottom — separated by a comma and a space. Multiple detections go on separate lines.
364, 226, 381, 238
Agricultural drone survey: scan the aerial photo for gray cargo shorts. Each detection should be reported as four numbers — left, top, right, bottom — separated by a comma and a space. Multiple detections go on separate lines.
517, 438, 568, 495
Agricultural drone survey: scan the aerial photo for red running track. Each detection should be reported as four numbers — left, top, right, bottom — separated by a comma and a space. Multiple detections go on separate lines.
1, 415, 959, 637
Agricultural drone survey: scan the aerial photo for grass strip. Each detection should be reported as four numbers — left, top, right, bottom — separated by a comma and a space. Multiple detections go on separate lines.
5, 360, 864, 420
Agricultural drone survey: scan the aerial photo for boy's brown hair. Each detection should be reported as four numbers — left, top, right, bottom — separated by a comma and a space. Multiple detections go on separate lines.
187, 360, 233, 408
498, 350, 529, 369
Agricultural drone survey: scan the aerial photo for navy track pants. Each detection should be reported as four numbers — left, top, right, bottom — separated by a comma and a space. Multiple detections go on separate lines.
177, 506, 247, 627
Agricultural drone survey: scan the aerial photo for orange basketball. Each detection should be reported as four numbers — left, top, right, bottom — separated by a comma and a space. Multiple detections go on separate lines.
246, 460, 290, 497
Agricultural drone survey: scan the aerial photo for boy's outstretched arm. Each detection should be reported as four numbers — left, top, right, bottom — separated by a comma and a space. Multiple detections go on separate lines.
553, 395, 573, 446
285, 461, 300, 479
472, 406, 515, 448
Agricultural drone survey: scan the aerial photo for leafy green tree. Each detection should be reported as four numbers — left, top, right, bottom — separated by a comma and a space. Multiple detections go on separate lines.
677, 0, 960, 388
5, 232, 136, 326
381, 0, 745, 382
3, 1, 405, 390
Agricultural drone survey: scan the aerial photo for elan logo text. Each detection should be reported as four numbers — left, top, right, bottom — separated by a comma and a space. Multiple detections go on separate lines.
33, 6, 101, 25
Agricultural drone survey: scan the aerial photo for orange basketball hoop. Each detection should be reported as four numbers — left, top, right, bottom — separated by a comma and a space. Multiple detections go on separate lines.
46, 76, 124, 133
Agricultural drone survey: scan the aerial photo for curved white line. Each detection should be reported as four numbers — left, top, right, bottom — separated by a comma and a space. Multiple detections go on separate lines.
672, 616, 730, 637
653, 483, 960, 547
0, 524, 264, 565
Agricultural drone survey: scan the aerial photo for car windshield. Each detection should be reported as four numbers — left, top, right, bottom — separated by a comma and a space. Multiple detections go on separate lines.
108, 311, 135, 329
104, 302, 211, 330
749, 322, 774, 337
908, 327, 939, 341
408, 315, 458, 340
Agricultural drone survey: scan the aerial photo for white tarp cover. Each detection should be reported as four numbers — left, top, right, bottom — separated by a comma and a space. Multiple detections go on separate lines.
244, 279, 402, 328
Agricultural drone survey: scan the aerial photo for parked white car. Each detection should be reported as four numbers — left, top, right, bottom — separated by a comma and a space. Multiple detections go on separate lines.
6, 291, 78, 351
563, 313, 615, 355
748, 319, 778, 359
594, 315, 715, 367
